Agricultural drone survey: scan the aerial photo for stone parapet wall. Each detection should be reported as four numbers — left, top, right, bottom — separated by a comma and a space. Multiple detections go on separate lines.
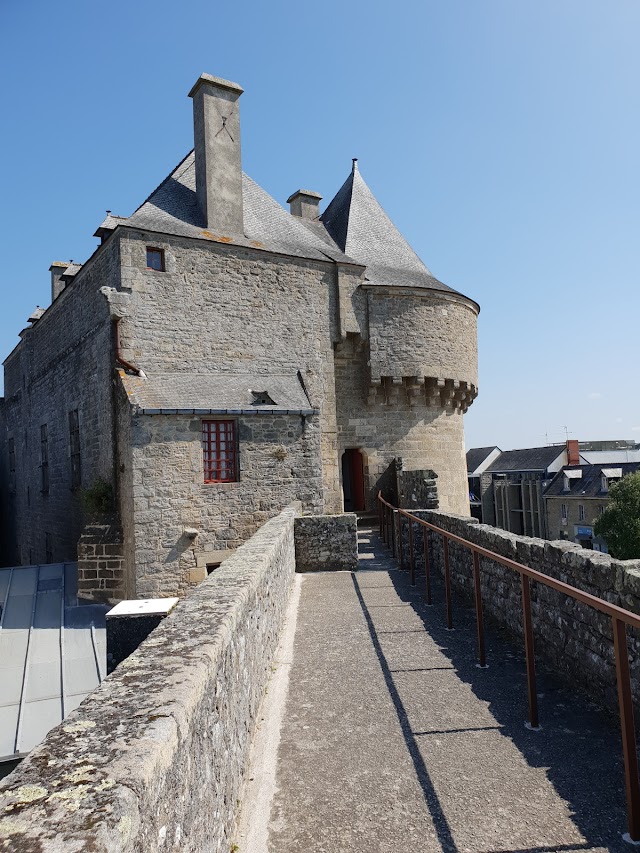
294, 513, 358, 572
397, 468, 439, 510
421, 510, 640, 710
0, 504, 300, 852
367, 289, 478, 393
77, 519, 125, 603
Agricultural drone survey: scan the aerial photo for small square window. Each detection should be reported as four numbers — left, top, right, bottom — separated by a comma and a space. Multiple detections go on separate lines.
146, 247, 165, 271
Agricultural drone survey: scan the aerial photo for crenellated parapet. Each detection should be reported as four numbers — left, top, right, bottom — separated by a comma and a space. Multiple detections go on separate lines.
367, 376, 478, 413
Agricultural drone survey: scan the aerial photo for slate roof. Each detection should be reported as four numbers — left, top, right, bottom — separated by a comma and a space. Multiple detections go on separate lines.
320, 161, 471, 300
544, 463, 640, 498
126, 152, 357, 265
94, 213, 128, 238
0, 563, 107, 762
60, 262, 82, 280
120, 371, 317, 415
486, 445, 565, 473
467, 447, 500, 474
101, 152, 475, 306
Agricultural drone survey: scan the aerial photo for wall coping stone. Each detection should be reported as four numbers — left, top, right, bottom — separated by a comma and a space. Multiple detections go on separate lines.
0, 503, 302, 851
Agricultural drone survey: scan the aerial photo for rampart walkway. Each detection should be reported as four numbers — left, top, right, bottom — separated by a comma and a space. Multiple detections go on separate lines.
239, 526, 630, 852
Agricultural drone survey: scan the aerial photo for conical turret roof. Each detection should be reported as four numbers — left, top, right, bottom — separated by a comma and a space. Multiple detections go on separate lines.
321, 160, 462, 296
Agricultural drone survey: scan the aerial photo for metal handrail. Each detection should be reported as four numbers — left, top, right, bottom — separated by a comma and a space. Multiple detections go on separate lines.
377, 491, 640, 844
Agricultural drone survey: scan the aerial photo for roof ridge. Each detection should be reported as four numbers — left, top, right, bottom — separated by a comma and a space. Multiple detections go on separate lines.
131, 149, 196, 216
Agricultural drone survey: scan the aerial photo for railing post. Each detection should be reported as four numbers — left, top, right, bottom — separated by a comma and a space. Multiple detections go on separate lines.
408, 516, 415, 586
423, 527, 432, 605
398, 513, 404, 569
521, 574, 539, 730
443, 536, 453, 629
390, 510, 396, 558
613, 616, 640, 843
472, 550, 487, 668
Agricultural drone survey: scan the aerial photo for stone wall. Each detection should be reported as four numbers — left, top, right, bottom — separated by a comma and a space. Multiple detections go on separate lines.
366, 288, 478, 390
294, 513, 358, 572
1, 238, 119, 566
545, 494, 608, 546
117, 230, 343, 516
125, 410, 323, 598
397, 468, 439, 510
333, 333, 470, 515
0, 504, 300, 852
421, 510, 640, 710
77, 518, 125, 603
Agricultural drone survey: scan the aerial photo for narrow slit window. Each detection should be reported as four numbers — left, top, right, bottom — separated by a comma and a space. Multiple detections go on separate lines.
8, 438, 15, 492
69, 410, 81, 489
40, 424, 49, 494
202, 420, 237, 483
146, 247, 165, 271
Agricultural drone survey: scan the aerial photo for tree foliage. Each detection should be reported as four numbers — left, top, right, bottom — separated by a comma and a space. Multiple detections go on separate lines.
594, 472, 640, 560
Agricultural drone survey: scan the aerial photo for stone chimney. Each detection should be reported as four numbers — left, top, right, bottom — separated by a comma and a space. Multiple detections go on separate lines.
567, 439, 580, 466
287, 190, 322, 220
50, 261, 68, 302
188, 73, 244, 236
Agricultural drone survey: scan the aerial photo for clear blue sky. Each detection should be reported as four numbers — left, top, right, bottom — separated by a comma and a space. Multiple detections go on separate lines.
1, 0, 638, 451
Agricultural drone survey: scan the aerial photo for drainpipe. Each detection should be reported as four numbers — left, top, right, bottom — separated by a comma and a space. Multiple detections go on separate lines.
114, 318, 144, 377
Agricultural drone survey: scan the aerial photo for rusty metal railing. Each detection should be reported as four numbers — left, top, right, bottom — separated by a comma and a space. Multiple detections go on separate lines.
377, 491, 640, 844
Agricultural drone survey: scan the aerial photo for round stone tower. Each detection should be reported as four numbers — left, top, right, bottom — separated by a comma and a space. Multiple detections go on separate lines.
321, 161, 479, 515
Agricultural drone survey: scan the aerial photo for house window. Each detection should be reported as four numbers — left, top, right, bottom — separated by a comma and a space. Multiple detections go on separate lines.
578, 504, 585, 521
40, 424, 49, 494
8, 438, 15, 492
146, 247, 165, 271
561, 503, 567, 521
202, 420, 237, 483
45, 532, 53, 563
599, 504, 605, 515
69, 410, 81, 489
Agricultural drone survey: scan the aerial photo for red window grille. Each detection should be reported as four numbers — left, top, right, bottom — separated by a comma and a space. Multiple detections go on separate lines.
202, 420, 237, 483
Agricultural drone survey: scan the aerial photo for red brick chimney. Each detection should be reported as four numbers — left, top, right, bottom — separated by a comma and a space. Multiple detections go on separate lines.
567, 439, 580, 466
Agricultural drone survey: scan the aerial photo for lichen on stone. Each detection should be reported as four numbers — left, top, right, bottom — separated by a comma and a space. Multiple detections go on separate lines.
63, 720, 97, 734
11, 785, 48, 804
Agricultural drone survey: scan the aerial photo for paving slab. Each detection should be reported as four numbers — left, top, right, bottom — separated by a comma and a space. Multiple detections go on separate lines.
248, 527, 633, 853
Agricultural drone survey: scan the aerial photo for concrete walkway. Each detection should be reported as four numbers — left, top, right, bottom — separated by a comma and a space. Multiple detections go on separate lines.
238, 527, 632, 853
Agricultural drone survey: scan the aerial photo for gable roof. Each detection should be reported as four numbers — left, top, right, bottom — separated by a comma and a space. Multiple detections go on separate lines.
544, 463, 640, 498
467, 447, 500, 474
486, 445, 565, 473
320, 160, 470, 299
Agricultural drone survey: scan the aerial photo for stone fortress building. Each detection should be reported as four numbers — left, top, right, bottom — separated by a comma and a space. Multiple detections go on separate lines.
0, 73, 479, 600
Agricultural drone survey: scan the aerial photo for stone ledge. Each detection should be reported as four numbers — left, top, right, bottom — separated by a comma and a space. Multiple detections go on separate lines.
0, 504, 301, 851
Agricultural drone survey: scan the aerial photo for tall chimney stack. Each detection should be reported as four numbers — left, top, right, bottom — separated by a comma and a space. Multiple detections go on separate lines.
567, 439, 580, 466
188, 73, 244, 236
49, 261, 68, 302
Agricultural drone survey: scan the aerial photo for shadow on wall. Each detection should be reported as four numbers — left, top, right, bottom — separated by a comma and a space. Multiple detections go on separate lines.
352, 534, 630, 852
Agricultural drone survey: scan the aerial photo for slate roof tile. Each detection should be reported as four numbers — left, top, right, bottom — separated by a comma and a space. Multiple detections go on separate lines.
120, 371, 316, 414
486, 446, 566, 473
543, 463, 640, 498
466, 446, 500, 474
